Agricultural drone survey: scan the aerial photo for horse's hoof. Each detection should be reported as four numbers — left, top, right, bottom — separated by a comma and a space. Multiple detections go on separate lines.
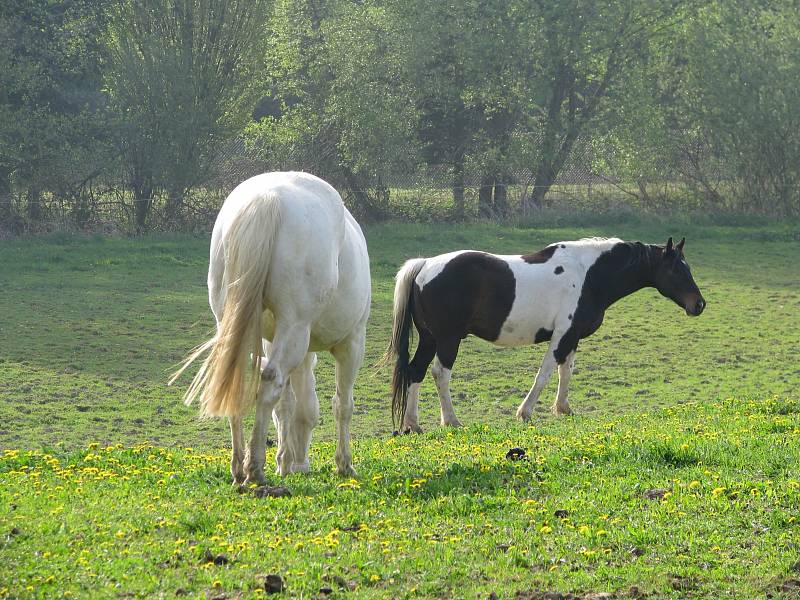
290, 461, 310, 474
402, 422, 423, 434
244, 462, 267, 486
275, 464, 293, 477
552, 404, 574, 416
441, 418, 463, 428
244, 473, 266, 486
337, 464, 357, 477
516, 408, 533, 422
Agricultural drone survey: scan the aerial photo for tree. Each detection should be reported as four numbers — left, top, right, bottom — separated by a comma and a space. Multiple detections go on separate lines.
514, 0, 702, 210
679, 0, 800, 214
0, 0, 109, 230
104, 0, 268, 230
249, 0, 419, 219
400, 0, 529, 218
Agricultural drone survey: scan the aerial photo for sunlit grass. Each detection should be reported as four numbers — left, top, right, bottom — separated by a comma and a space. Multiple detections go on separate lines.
2, 398, 798, 597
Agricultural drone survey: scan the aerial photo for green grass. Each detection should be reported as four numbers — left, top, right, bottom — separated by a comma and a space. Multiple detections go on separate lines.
1, 220, 799, 597
2, 399, 799, 597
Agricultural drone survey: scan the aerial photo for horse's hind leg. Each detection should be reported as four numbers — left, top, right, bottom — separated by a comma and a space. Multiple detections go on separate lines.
245, 324, 310, 483
553, 351, 576, 415
403, 331, 437, 433
229, 415, 246, 484
431, 338, 462, 427
286, 352, 319, 474
330, 328, 366, 476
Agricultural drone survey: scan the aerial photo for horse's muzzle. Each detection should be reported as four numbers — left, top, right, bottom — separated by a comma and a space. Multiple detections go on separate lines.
685, 297, 706, 316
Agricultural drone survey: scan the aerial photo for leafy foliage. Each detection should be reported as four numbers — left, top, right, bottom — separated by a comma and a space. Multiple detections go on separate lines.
2, 0, 800, 230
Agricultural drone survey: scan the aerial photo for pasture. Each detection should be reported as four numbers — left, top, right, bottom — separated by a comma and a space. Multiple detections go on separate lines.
1, 219, 799, 598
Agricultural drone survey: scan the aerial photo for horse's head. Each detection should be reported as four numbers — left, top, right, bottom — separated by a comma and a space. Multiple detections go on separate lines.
653, 237, 705, 316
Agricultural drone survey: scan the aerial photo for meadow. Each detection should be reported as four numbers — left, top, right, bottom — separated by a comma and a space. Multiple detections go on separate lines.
1, 218, 799, 598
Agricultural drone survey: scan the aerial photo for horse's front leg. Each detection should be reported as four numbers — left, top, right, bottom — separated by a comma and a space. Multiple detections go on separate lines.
516, 338, 560, 422
244, 373, 282, 486
286, 353, 319, 474
553, 351, 576, 415
245, 325, 310, 483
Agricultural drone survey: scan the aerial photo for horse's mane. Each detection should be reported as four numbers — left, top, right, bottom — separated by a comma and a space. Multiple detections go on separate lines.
621, 240, 660, 271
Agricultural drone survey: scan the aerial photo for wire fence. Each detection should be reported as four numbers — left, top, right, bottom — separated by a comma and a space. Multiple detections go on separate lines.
1, 136, 796, 235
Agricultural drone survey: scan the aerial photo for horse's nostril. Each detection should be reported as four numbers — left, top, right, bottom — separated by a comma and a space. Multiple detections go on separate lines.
696, 299, 705, 313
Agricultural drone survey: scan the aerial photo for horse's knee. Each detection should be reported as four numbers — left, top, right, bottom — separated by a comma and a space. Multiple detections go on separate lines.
333, 393, 354, 420
294, 405, 319, 430
261, 363, 280, 383
431, 360, 442, 379
259, 365, 287, 404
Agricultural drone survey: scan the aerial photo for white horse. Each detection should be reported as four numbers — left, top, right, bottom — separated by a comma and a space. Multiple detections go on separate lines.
172, 172, 371, 484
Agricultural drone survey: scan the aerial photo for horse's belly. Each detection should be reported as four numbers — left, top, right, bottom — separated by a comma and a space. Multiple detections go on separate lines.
492, 323, 544, 347
492, 310, 558, 347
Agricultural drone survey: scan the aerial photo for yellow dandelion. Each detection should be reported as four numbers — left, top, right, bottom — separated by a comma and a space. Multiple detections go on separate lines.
540, 525, 553, 534
711, 487, 726, 496
689, 480, 701, 489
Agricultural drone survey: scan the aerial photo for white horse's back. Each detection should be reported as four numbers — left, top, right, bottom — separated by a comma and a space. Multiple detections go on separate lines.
210, 172, 368, 351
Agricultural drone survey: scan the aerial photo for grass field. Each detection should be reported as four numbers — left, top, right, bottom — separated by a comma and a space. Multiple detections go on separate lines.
1, 219, 799, 597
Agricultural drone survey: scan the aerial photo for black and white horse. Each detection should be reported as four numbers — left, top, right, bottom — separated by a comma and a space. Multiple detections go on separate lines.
386, 237, 705, 432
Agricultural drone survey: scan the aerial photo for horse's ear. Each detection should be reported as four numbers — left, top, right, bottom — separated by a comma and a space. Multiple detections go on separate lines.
676, 237, 685, 254
665, 237, 674, 254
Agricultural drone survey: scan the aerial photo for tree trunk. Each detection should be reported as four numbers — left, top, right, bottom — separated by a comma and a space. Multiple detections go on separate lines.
494, 176, 508, 217
529, 161, 556, 209
528, 67, 567, 210
165, 189, 184, 227
26, 184, 42, 222
0, 167, 12, 229
479, 174, 495, 217
452, 154, 465, 219
132, 180, 153, 234
530, 124, 582, 209
341, 166, 371, 217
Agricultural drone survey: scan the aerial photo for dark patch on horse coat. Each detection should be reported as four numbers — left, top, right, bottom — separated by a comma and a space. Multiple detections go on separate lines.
534, 328, 553, 343
554, 242, 657, 363
412, 252, 516, 369
521, 245, 557, 264
554, 266, 564, 274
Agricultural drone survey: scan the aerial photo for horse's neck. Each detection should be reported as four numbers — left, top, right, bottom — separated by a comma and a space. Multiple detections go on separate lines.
594, 243, 658, 310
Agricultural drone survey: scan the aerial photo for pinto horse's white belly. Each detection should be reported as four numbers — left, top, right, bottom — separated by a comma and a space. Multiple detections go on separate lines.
491, 256, 584, 347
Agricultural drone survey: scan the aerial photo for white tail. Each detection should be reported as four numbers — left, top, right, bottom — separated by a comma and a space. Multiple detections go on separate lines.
170, 192, 282, 417
384, 258, 426, 426
388, 258, 426, 358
